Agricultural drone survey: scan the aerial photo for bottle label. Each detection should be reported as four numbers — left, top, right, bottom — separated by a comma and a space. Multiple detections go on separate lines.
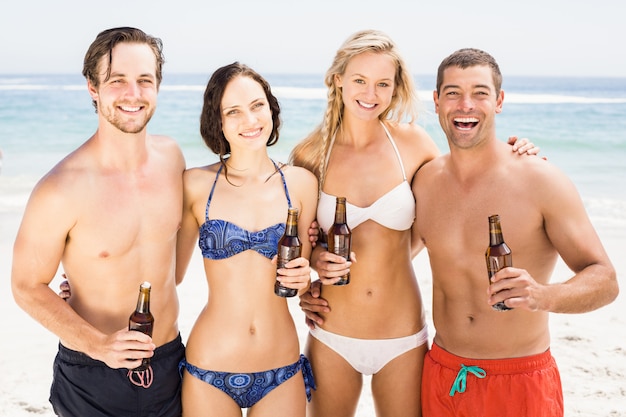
277, 246, 301, 268
486, 253, 513, 311
330, 236, 350, 260
129, 322, 153, 336
486, 254, 512, 275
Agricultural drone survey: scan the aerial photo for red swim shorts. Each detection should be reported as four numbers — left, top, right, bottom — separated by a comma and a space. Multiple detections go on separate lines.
422, 342, 563, 417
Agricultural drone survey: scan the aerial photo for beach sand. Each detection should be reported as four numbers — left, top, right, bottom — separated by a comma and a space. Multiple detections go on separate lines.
1, 180, 624, 416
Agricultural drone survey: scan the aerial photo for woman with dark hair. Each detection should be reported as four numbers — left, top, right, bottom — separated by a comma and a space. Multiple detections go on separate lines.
176, 62, 318, 416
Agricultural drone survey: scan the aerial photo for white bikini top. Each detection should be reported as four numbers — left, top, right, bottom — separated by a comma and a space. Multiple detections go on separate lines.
317, 122, 415, 232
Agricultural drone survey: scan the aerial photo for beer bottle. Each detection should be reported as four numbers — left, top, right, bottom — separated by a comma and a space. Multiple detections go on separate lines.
275, 208, 301, 297
129, 281, 154, 370
485, 215, 513, 311
328, 196, 352, 286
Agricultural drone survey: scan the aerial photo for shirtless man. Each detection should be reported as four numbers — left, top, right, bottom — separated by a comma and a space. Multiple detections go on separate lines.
412, 48, 618, 416
11, 27, 185, 417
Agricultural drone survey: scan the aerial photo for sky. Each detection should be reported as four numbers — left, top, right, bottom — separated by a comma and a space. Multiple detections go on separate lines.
1, 0, 624, 78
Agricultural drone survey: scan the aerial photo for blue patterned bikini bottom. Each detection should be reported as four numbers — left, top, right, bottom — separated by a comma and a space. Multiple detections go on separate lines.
179, 354, 315, 408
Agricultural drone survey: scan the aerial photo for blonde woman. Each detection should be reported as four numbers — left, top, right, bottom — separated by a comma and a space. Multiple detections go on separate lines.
292, 30, 537, 417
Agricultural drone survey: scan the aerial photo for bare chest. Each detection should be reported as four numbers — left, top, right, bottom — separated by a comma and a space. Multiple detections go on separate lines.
67, 174, 182, 259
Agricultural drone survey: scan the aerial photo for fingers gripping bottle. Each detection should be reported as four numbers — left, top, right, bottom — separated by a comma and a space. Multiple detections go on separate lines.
129, 281, 155, 370
275, 208, 301, 297
485, 215, 513, 311
328, 197, 352, 286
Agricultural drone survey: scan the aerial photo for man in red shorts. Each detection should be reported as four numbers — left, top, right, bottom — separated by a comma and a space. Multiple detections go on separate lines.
412, 48, 618, 416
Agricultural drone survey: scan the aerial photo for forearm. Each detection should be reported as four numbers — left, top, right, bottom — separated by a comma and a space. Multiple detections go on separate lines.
309, 244, 327, 274
410, 237, 425, 260
12, 281, 105, 355
544, 263, 618, 313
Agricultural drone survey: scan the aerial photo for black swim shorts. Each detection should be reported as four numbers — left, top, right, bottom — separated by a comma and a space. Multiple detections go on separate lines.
50, 334, 184, 417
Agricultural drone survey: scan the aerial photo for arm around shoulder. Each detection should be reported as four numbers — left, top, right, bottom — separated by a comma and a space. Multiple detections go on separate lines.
175, 167, 205, 285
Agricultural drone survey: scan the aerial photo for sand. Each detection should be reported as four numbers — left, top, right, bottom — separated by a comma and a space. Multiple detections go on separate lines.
1, 177, 624, 416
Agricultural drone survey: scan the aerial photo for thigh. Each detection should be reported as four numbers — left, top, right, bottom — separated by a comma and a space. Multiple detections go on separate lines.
305, 334, 363, 417
181, 368, 242, 417
51, 362, 126, 417
371, 342, 428, 417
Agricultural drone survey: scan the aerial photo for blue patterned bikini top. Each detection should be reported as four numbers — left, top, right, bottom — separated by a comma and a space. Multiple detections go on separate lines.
198, 161, 292, 260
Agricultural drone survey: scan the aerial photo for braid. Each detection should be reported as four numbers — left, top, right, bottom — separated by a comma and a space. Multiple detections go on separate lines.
318, 87, 334, 192
291, 29, 421, 193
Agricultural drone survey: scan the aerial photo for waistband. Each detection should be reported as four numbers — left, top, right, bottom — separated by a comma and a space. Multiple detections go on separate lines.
58, 333, 183, 367
310, 324, 429, 344
429, 342, 555, 375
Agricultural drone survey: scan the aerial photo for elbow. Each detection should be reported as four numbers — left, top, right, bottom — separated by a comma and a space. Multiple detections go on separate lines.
607, 270, 619, 304
175, 274, 185, 286
11, 277, 33, 313
599, 265, 619, 307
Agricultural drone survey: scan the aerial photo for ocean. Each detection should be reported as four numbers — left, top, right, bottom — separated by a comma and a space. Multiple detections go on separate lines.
1, 73, 625, 234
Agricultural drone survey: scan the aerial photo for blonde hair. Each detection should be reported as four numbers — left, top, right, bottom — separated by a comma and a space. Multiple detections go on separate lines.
289, 29, 419, 189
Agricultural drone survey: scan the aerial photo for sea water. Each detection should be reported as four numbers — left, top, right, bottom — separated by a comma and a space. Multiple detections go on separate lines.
1, 73, 625, 232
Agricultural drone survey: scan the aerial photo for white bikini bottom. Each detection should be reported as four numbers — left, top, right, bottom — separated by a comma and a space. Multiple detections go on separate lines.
309, 324, 428, 375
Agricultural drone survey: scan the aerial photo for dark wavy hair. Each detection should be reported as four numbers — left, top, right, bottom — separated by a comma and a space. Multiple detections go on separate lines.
200, 62, 281, 166
82, 27, 164, 111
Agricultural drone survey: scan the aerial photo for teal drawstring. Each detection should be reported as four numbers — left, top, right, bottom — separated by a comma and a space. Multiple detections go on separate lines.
449, 364, 486, 396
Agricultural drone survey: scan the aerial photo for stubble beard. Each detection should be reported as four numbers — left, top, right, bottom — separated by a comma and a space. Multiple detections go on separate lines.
101, 102, 155, 134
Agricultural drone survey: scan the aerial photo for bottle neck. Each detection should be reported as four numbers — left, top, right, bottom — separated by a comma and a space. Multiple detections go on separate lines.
136, 289, 151, 313
488, 222, 504, 245
334, 198, 347, 224
285, 209, 299, 237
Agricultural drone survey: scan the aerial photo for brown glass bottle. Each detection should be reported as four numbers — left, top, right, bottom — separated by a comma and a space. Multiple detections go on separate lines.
275, 208, 301, 297
485, 215, 513, 311
129, 281, 154, 370
328, 196, 352, 286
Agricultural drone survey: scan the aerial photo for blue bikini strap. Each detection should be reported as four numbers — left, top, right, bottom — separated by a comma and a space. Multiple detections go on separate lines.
204, 164, 223, 222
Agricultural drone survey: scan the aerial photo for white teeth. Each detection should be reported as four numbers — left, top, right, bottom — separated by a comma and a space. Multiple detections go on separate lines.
358, 100, 375, 109
454, 117, 478, 123
241, 129, 261, 137
121, 106, 141, 112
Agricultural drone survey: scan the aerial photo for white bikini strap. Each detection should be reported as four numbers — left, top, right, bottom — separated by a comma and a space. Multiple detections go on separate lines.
380, 121, 407, 181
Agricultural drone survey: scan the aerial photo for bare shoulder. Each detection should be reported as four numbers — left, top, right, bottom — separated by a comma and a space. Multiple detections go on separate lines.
509, 147, 569, 185
149, 134, 182, 150
383, 121, 441, 174
384, 121, 437, 149
413, 153, 447, 190
280, 163, 318, 186
149, 134, 185, 167
34, 144, 93, 198
18, 144, 95, 237
502, 145, 581, 210
182, 163, 219, 192
279, 163, 319, 209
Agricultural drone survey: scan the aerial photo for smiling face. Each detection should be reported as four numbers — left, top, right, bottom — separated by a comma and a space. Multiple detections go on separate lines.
220, 75, 273, 152
335, 51, 396, 121
434, 64, 504, 150
88, 42, 158, 134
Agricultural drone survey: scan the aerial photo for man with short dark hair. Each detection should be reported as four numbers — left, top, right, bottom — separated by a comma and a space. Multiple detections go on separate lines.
414, 48, 618, 417
12, 27, 186, 416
